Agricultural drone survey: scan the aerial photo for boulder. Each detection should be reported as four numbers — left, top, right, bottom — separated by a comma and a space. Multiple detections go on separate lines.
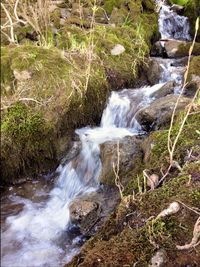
170, 4, 184, 15
136, 95, 190, 131
145, 58, 163, 85
164, 40, 200, 58
99, 136, 143, 185
69, 198, 100, 235
150, 41, 165, 57
150, 81, 175, 99
184, 76, 200, 98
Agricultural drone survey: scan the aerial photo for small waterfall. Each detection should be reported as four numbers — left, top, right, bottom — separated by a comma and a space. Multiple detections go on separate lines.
1, 82, 164, 267
158, 3, 191, 41
1, 0, 191, 266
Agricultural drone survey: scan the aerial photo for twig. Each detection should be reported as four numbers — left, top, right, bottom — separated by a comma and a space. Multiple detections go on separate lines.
177, 201, 200, 215
176, 217, 200, 250
1, 2, 15, 42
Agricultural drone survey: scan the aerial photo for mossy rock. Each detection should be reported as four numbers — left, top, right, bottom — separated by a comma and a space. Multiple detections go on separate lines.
187, 55, 200, 81
143, 113, 200, 174
164, 40, 200, 58
183, 0, 200, 42
1, 0, 159, 183
1, 102, 54, 183
66, 112, 200, 267
1, 44, 109, 183
66, 159, 200, 266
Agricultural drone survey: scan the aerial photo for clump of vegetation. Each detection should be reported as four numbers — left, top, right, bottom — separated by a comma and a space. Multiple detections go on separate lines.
66, 113, 200, 266
1, 102, 54, 182
1, 0, 159, 183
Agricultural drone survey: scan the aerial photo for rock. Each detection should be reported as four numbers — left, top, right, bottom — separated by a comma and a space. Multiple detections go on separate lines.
60, 141, 81, 165
145, 58, 163, 85
71, 3, 82, 16
170, 56, 188, 67
149, 250, 167, 267
150, 41, 165, 57
147, 173, 159, 190
13, 70, 32, 81
136, 95, 190, 131
69, 198, 100, 235
184, 77, 200, 98
150, 81, 175, 99
99, 136, 143, 185
111, 44, 125, 56
164, 40, 200, 58
170, 4, 184, 14
60, 8, 71, 19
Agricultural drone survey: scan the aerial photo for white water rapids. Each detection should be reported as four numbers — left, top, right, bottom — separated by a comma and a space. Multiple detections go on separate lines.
1, 1, 190, 266
1, 83, 164, 267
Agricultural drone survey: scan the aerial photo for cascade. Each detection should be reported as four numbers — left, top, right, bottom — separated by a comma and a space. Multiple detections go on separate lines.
1, 1, 191, 266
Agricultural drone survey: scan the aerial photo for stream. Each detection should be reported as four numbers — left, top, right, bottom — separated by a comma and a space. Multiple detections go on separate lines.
1, 1, 191, 266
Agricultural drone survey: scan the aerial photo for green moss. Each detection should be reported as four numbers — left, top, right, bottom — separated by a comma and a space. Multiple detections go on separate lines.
67, 157, 200, 267
145, 113, 200, 172
142, 0, 156, 11
183, 0, 200, 41
187, 55, 200, 81
1, 47, 14, 94
1, 0, 159, 183
103, 0, 122, 15
169, 0, 189, 5
1, 102, 54, 182
51, 8, 61, 29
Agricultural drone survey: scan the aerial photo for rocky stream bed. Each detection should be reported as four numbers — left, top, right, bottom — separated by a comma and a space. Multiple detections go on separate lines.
1, 0, 200, 266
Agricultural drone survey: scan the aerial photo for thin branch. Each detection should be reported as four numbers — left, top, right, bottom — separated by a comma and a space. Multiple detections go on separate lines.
1, 2, 15, 42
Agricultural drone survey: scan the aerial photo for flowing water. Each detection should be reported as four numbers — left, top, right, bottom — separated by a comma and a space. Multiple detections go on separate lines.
1, 1, 190, 266
158, 1, 191, 41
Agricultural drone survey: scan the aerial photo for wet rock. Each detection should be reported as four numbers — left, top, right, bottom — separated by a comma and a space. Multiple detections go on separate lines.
150, 41, 164, 57
170, 4, 184, 15
145, 58, 163, 85
170, 56, 188, 67
164, 40, 200, 58
60, 141, 81, 165
69, 198, 101, 235
136, 95, 190, 131
99, 136, 143, 185
184, 76, 200, 98
150, 80, 175, 99
111, 44, 125, 56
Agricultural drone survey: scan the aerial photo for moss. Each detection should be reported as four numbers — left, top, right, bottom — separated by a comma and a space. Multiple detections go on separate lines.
1, 0, 159, 183
1, 102, 54, 182
66, 108, 200, 266
51, 8, 61, 29
141, 0, 155, 12
183, 0, 200, 42
187, 55, 200, 81
1, 47, 14, 94
103, 0, 123, 15
67, 157, 200, 267
175, 41, 200, 58
1, 44, 111, 182
144, 113, 200, 173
